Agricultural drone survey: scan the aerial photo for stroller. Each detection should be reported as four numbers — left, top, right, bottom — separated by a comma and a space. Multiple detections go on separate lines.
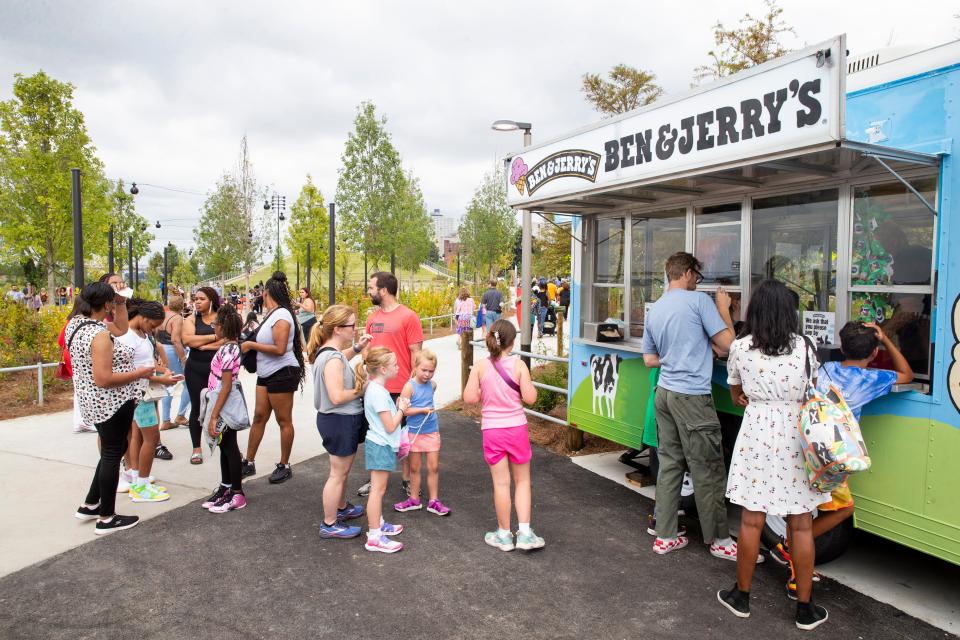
542, 305, 557, 336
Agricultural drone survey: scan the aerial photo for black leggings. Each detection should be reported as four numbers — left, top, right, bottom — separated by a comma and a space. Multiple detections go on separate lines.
186, 361, 211, 448
220, 428, 243, 491
85, 399, 136, 517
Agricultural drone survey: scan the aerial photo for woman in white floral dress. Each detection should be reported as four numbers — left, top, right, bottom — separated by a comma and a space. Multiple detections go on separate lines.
717, 280, 829, 631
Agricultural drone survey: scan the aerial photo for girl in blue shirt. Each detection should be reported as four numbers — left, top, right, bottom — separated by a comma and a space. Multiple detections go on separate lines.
394, 349, 450, 516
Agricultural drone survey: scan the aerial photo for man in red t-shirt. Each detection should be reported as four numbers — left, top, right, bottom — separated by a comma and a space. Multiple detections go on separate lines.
357, 271, 423, 497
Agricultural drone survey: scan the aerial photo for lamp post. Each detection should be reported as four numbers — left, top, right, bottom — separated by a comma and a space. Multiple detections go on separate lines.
491, 119, 533, 364
264, 195, 286, 273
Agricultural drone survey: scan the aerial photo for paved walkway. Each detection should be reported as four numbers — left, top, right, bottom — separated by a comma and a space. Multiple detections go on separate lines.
0, 410, 949, 640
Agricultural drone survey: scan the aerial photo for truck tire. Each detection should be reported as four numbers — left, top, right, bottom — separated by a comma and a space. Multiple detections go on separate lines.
761, 515, 853, 565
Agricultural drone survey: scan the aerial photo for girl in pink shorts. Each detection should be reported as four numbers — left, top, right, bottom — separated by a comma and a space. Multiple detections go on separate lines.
394, 349, 451, 516
463, 319, 545, 552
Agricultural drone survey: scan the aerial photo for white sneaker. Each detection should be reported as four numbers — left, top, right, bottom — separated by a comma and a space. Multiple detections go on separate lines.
72, 423, 97, 434
116, 470, 133, 493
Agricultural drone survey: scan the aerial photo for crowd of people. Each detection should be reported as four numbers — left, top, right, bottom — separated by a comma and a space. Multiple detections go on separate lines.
56, 250, 910, 630
63, 269, 544, 555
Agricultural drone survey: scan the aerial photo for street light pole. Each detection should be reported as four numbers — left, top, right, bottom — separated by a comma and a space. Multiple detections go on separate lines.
328, 203, 336, 307
108, 224, 114, 275
71, 169, 84, 289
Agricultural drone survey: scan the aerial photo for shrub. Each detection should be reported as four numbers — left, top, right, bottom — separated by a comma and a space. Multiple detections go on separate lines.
531, 360, 568, 415
0, 301, 70, 368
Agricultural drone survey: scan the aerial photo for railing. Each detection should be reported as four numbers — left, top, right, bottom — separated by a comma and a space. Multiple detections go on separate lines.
420, 313, 455, 334
0, 362, 59, 406
421, 261, 456, 279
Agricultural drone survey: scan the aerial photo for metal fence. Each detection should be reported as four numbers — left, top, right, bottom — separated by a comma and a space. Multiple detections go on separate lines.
0, 362, 60, 406
420, 313, 455, 334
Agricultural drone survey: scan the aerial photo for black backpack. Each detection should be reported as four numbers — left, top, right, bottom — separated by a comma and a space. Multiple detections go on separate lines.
240, 308, 278, 374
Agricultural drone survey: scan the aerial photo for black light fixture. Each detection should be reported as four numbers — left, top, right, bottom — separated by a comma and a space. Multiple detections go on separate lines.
155, 220, 161, 229
130, 182, 139, 195
264, 199, 270, 211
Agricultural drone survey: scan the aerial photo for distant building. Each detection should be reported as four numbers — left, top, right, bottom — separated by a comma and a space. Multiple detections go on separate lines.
432, 208, 458, 251
442, 238, 460, 265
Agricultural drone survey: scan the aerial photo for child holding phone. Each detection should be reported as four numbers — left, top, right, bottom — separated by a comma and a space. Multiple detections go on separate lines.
361, 347, 410, 553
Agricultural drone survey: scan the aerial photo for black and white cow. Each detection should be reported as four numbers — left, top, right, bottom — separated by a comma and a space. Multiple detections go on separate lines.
590, 354, 622, 419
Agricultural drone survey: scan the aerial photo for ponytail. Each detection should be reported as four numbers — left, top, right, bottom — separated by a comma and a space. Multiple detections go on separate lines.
485, 319, 516, 360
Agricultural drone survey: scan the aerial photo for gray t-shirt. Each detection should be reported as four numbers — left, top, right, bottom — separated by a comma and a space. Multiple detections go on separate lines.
640, 288, 728, 395
480, 287, 503, 313
312, 348, 362, 415
256, 307, 299, 378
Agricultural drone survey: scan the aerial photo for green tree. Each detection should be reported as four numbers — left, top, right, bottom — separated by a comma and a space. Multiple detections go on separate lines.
533, 215, 572, 277
394, 171, 434, 289
286, 174, 329, 288
693, 0, 795, 84
234, 135, 265, 276
171, 247, 197, 289
581, 65, 664, 116
194, 173, 245, 284
335, 101, 405, 267
459, 165, 518, 281
0, 71, 112, 290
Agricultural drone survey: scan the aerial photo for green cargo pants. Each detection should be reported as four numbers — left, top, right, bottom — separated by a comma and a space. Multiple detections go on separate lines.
654, 386, 729, 542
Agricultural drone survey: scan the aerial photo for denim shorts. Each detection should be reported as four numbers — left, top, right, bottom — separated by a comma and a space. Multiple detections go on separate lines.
133, 400, 159, 428
365, 440, 397, 472
316, 412, 363, 457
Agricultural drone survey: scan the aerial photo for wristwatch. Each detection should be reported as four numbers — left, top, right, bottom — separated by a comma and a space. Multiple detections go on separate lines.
353, 344, 361, 354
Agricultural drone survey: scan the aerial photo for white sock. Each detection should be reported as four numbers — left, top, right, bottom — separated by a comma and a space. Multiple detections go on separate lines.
497, 528, 511, 538
221, 482, 231, 489
379, 516, 385, 527
368, 528, 381, 539
518, 522, 531, 535
714, 537, 733, 547
130, 470, 140, 484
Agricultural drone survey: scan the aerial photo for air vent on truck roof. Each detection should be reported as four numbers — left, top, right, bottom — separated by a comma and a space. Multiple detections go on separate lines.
848, 46, 921, 74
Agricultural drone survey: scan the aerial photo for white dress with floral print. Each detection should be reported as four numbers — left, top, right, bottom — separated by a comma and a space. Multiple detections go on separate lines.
725, 335, 829, 515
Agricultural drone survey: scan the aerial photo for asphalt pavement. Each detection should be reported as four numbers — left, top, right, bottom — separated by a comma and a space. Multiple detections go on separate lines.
0, 410, 951, 640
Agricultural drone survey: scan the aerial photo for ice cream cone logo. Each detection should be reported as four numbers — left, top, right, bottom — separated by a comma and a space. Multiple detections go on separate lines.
510, 157, 529, 195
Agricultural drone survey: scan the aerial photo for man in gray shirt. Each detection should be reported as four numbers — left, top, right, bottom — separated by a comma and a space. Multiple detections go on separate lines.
641, 251, 748, 563
480, 281, 503, 333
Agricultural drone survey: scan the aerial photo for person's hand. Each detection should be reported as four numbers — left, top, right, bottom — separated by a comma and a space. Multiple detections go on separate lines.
154, 374, 179, 386
207, 415, 218, 438
241, 341, 255, 353
397, 397, 411, 414
863, 321, 890, 344
733, 390, 749, 407
715, 287, 731, 311
356, 333, 372, 350
136, 366, 156, 380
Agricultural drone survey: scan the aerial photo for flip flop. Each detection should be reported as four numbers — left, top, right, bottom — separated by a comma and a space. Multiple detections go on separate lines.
190, 452, 203, 465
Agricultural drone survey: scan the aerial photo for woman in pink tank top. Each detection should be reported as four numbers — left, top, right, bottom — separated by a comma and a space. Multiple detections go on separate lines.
463, 319, 545, 552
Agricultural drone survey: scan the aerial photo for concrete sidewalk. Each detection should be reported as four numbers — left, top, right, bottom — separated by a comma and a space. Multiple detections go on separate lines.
0, 410, 949, 640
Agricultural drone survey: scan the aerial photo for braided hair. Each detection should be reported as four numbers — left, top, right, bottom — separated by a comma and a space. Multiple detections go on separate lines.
265, 271, 306, 387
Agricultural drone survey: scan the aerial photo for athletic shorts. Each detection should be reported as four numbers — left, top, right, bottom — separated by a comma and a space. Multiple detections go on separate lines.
133, 400, 159, 428
409, 431, 441, 453
481, 425, 531, 466
257, 365, 300, 393
316, 412, 364, 457
365, 440, 397, 472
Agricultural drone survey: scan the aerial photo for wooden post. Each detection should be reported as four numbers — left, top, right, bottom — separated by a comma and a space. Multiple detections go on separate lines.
567, 426, 584, 451
556, 310, 564, 357
460, 331, 473, 395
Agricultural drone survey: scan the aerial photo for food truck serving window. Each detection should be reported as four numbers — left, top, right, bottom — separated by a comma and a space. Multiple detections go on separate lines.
695, 204, 741, 287
752, 189, 839, 318
591, 217, 625, 325
849, 177, 937, 382
629, 210, 686, 337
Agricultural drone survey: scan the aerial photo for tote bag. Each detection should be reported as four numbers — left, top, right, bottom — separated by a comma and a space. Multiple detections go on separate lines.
797, 336, 871, 492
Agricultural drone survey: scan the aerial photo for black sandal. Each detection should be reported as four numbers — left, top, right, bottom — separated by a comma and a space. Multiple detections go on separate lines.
154, 444, 173, 461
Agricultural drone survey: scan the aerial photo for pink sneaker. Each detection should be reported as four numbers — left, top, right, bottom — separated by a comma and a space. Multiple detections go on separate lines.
365, 535, 403, 553
394, 497, 422, 512
209, 492, 247, 513
427, 499, 451, 516
710, 540, 765, 564
652, 536, 689, 555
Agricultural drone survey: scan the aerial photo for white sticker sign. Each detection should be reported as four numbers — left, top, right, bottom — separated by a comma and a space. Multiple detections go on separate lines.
505, 35, 845, 207
803, 311, 836, 345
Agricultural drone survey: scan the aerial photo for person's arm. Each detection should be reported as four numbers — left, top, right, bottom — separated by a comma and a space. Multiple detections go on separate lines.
304, 298, 316, 313
155, 337, 169, 369
182, 315, 216, 348
322, 357, 363, 405
463, 359, 483, 404
640, 324, 660, 368
709, 289, 735, 356
91, 332, 154, 388
378, 396, 410, 433
729, 384, 749, 408
171, 316, 187, 362
399, 380, 427, 416
107, 299, 129, 337
242, 318, 290, 355
867, 322, 914, 384
514, 358, 538, 405
207, 368, 233, 437
642, 353, 661, 368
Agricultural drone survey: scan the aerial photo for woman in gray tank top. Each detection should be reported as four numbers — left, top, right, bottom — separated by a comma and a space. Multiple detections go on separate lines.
308, 304, 372, 539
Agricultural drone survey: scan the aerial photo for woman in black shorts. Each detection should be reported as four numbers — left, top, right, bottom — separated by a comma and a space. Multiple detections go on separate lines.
181, 286, 223, 464
241, 272, 305, 484
308, 304, 371, 538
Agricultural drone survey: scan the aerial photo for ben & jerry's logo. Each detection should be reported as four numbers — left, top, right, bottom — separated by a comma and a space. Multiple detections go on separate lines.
510, 150, 601, 197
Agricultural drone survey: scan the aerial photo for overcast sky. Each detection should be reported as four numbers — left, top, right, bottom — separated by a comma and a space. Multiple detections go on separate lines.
1, 0, 957, 255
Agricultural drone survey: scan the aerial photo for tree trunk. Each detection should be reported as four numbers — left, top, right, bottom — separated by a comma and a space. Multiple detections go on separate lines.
45, 236, 57, 292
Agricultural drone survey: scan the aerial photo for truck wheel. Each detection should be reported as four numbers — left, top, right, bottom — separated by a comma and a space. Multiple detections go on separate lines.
761, 515, 852, 565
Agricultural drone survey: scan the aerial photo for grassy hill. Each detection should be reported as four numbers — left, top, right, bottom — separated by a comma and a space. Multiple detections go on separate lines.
222, 253, 446, 290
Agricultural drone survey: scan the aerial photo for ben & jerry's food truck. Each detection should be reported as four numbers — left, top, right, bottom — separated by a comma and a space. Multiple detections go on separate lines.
504, 35, 959, 564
